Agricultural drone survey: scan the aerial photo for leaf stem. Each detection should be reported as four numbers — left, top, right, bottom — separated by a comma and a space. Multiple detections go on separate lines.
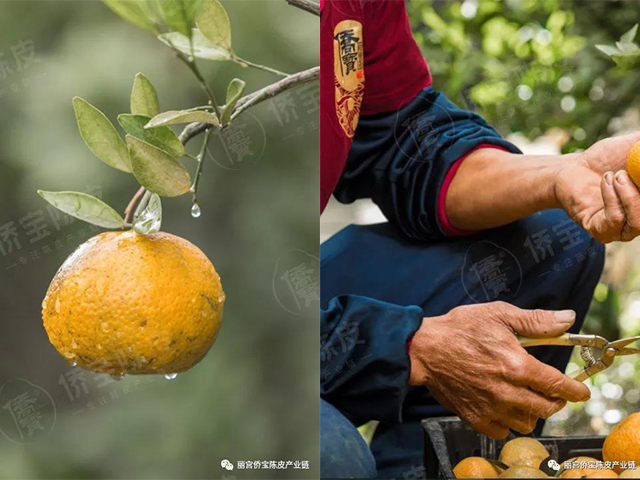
176, 51, 222, 119
234, 55, 289, 77
191, 128, 213, 204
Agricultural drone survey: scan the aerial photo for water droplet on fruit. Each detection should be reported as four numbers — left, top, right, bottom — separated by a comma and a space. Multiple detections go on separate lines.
110, 374, 124, 381
164, 373, 178, 380
71, 362, 77, 367
54, 298, 61, 313
191, 203, 201, 218
71, 339, 78, 349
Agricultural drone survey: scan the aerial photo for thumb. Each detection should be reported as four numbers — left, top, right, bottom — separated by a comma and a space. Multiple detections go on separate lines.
500, 305, 576, 338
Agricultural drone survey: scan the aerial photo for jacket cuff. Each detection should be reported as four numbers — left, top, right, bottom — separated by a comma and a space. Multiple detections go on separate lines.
436, 144, 511, 237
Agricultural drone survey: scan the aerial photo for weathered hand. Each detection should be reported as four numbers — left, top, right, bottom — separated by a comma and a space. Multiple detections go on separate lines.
408, 302, 590, 439
555, 132, 640, 243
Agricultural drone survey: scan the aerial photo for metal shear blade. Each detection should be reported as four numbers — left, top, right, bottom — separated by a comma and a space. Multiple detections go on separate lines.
518, 333, 640, 382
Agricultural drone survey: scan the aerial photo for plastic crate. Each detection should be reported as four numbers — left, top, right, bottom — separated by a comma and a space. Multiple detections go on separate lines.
422, 417, 606, 479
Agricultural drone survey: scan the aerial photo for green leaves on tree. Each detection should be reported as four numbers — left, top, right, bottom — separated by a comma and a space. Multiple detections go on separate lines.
103, 0, 159, 33
196, 0, 231, 53
145, 109, 219, 128
158, 28, 232, 61
221, 78, 245, 124
38, 191, 125, 229
130, 72, 160, 118
126, 135, 191, 197
157, 0, 203, 38
73, 97, 132, 173
118, 114, 185, 158
132, 190, 162, 234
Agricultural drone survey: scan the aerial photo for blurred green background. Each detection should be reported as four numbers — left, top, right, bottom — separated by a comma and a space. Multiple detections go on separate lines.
0, 1, 319, 478
407, 0, 640, 437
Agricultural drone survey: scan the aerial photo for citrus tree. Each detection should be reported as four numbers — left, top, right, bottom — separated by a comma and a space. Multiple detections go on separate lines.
35, 0, 320, 378
38, 0, 319, 236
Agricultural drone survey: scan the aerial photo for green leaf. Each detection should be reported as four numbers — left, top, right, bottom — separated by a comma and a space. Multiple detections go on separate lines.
103, 0, 158, 33
621, 24, 639, 44
220, 78, 245, 124
195, 0, 231, 52
616, 41, 640, 52
118, 114, 185, 158
596, 44, 621, 57
38, 190, 125, 229
158, 28, 231, 61
130, 73, 160, 117
145, 109, 219, 128
72, 97, 132, 173
157, 0, 202, 38
126, 135, 191, 197
133, 191, 162, 234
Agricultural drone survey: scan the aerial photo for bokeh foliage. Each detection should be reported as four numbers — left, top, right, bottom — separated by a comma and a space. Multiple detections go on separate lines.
408, 0, 640, 437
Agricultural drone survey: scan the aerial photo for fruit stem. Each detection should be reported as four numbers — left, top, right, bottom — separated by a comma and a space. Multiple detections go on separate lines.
123, 186, 146, 226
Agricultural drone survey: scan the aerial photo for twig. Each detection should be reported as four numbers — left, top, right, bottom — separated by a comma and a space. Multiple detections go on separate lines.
231, 66, 319, 120
175, 51, 222, 119
234, 55, 289, 77
123, 186, 146, 225
286, 0, 320, 16
179, 66, 320, 144
191, 128, 213, 203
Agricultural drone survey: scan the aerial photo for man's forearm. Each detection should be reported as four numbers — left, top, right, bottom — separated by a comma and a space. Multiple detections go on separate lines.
445, 149, 579, 231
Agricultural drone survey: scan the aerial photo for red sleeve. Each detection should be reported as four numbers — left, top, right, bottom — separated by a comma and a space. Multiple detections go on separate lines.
320, 0, 365, 212
320, 0, 432, 212
360, 0, 432, 116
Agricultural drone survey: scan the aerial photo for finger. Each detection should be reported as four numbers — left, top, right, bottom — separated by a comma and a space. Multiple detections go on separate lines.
601, 171, 625, 230
501, 410, 537, 435
473, 419, 509, 439
507, 387, 567, 420
496, 302, 576, 338
523, 355, 591, 402
614, 171, 640, 234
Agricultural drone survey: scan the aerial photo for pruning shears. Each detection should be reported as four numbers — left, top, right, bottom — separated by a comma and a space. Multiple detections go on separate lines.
518, 333, 640, 382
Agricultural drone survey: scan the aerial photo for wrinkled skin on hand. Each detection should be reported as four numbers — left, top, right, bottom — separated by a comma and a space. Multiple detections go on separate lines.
409, 301, 591, 439
555, 132, 640, 243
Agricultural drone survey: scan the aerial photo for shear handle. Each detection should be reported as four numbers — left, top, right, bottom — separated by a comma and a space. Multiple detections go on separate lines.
518, 333, 607, 349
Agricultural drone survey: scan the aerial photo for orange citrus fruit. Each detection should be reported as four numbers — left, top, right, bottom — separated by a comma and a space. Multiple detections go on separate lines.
603, 413, 640, 474
497, 466, 549, 478
560, 457, 618, 478
453, 457, 500, 479
627, 141, 640, 187
499, 438, 550, 469
42, 230, 225, 376
620, 469, 640, 478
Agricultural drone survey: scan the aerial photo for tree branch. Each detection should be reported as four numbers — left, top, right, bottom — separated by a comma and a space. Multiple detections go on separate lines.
286, 0, 320, 16
179, 66, 320, 144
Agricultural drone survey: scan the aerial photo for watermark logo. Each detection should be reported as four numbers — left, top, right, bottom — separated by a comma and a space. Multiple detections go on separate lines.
221, 459, 234, 471
0, 378, 56, 444
272, 249, 319, 315
461, 241, 522, 303
208, 112, 266, 170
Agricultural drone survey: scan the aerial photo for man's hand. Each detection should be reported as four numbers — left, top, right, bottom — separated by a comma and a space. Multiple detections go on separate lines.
408, 301, 590, 439
555, 132, 640, 243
